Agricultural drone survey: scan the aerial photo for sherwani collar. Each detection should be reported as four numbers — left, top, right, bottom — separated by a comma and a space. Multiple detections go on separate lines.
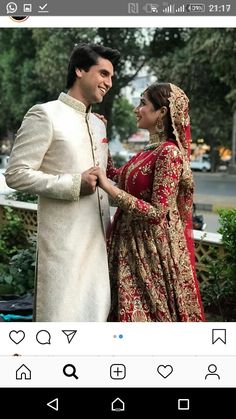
58, 92, 91, 114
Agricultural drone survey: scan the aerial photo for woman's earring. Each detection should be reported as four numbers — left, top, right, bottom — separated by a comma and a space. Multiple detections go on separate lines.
155, 118, 165, 134
155, 118, 167, 141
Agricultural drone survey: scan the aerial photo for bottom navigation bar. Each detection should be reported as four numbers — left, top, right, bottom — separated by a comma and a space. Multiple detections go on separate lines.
1, 356, 236, 387
2, 388, 235, 416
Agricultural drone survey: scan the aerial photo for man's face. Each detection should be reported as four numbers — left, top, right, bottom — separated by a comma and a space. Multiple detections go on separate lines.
75, 57, 114, 107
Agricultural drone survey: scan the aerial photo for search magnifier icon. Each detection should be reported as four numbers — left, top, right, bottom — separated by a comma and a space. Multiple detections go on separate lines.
63, 364, 78, 379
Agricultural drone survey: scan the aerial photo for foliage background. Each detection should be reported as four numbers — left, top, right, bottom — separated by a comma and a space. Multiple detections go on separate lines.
0, 27, 235, 146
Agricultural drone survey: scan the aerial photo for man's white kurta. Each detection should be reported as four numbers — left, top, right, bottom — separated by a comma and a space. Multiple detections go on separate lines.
5, 93, 111, 321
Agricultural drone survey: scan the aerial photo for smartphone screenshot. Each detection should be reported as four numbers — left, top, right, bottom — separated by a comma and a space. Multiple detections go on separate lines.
0, 0, 235, 416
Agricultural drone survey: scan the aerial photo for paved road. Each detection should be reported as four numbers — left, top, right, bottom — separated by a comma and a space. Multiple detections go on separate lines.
199, 211, 220, 234
193, 172, 236, 210
193, 172, 236, 197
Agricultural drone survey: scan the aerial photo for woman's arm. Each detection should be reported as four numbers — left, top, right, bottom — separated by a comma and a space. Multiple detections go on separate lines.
93, 145, 184, 223
106, 150, 120, 182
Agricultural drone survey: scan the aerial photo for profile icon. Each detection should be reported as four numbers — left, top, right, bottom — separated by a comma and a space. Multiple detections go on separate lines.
205, 364, 220, 380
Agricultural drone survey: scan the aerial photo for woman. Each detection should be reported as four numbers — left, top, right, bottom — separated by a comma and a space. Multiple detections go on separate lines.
92, 82, 205, 322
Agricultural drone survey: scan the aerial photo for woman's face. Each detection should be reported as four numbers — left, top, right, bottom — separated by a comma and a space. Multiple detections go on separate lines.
134, 92, 160, 132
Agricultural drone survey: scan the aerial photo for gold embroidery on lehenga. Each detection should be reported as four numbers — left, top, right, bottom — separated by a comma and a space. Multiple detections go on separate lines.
122, 153, 153, 191
131, 171, 139, 186
108, 84, 204, 322
131, 308, 148, 322
140, 162, 152, 175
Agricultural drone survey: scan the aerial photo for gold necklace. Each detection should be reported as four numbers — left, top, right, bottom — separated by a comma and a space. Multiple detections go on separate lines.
144, 133, 168, 151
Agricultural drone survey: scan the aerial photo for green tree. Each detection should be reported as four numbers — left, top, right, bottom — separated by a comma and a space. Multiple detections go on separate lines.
94, 28, 152, 136
32, 28, 97, 97
0, 29, 50, 136
33, 28, 154, 137
110, 96, 136, 140
0, 28, 154, 140
149, 28, 236, 149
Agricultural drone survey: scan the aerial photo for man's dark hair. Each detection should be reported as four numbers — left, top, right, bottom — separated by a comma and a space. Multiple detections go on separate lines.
66, 43, 120, 89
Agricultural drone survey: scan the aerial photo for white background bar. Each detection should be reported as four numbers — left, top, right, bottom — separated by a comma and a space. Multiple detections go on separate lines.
0, 16, 235, 27
0, 355, 236, 387
0, 323, 235, 356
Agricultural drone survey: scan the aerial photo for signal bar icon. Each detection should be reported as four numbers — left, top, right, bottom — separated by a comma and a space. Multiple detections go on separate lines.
162, 3, 175, 13
176, 5, 185, 13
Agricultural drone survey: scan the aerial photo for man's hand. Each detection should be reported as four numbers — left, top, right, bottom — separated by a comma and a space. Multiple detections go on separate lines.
80, 167, 98, 196
89, 167, 109, 192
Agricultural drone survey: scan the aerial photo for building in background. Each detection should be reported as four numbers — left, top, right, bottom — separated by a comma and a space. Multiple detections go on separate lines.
120, 66, 155, 155
122, 66, 156, 107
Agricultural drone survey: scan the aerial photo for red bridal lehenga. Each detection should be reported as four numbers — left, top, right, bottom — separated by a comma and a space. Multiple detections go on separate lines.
106, 84, 205, 322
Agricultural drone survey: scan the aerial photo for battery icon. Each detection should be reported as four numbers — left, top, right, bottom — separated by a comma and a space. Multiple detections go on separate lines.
186, 4, 205, 12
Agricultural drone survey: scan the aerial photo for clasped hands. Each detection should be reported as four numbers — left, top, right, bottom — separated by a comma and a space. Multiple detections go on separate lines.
80, 166, 110, 196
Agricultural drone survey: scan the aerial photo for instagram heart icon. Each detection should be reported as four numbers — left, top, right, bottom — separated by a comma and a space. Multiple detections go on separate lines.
157, 364, 173, 378
9, 330, 25, 344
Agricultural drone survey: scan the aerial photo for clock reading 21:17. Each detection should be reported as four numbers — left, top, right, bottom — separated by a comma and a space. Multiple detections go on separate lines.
209, 4, 231, 12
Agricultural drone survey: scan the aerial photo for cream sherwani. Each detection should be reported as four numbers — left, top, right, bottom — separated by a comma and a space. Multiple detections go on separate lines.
5, 93, 111, 321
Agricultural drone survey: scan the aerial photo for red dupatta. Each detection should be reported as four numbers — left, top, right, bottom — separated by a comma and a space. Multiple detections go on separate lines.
169, 84, 205, 319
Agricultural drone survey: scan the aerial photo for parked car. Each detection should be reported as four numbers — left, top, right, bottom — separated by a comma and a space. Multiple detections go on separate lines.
190, 155, 211, 172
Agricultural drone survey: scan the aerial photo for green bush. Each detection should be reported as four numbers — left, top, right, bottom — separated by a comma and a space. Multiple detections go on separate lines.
0, 207, 28, 262
0, 206, 36, 295
200, 209, 236, 321
0, 244, 36, 295
7, 190, 38, 203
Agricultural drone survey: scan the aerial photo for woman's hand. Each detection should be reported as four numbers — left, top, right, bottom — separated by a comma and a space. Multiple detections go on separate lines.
90, 167, 110, 191
90, 167, 120, 199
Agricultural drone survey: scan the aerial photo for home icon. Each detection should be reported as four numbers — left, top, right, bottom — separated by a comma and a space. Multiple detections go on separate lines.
16, 364, 31, 380
111, 397, 125, 412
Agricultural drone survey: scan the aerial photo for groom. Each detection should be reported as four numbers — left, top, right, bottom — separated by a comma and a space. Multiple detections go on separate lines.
5, 43, 120, 321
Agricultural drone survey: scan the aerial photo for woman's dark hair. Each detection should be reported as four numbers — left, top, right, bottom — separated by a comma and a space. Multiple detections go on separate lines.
66, 43, 120, 89
145, 82, 175, 139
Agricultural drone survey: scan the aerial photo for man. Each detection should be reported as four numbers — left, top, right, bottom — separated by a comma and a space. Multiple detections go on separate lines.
5, 43, 120, 321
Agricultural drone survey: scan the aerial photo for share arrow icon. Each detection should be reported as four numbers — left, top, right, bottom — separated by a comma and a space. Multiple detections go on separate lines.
62, 330, 77, 343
